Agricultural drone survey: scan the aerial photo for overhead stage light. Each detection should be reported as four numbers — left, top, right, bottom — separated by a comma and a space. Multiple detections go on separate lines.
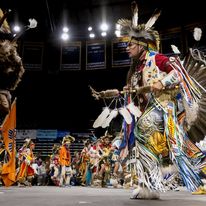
101, 31, 107, 37
89, 33, 95, 38
88, 26, 92, 31
100, 23, 108, 31
13, 25, 21, 33
61, 33, 69, 41
62, 27, 69, 33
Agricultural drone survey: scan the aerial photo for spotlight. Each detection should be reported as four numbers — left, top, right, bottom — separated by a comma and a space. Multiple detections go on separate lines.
88, 26, 92, 31
89, 33, 95, 38
62, 27, 69, 33
61, 33, 69, 41
101, 31, 107, 37
100, 23, 108, 31
13, 25, 21, 33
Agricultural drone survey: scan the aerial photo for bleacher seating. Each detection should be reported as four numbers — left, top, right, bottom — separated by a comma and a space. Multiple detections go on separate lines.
16, 138, 84, 158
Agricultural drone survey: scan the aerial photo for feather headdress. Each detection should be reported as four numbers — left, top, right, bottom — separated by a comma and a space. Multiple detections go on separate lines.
117, 1, 161, 51
23, 138, 34, 147
62, 135, 75, 145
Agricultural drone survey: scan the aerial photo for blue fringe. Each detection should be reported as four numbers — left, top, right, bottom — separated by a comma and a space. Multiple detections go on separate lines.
175, 155, 203, 191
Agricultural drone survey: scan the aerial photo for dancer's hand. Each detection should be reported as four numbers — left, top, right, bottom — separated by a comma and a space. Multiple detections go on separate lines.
151, 81, 164, 96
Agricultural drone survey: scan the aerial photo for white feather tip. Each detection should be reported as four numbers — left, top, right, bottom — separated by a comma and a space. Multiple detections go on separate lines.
28, 18, 38, 29
119, 107, 132, 124
93, 107, 110, 128
193, 27, 202, 41
171, 45, 181, 54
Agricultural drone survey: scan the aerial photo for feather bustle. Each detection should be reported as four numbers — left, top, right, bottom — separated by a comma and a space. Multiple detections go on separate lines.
188, 125, 204, 143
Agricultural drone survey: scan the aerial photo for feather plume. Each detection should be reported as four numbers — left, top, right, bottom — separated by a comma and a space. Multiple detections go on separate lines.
101, 109, 118, 128
131, 1, 138, 27
93, 107, 110, 128
184, 100, 199, 128
193, 27, 202, 41
12, 18, 37, 42
117, 19, 132, 35
126, 102, 142, 120
119, 107, 132, 124
171, 45, 181, 54
28, 18, 38, 29
145, 10, 161, 30
131, 186, 160, 199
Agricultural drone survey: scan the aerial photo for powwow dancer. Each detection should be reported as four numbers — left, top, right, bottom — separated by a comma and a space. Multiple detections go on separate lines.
0, 9, 37, 187
90, 1, 206, 199
79, 139, 92, 185
0, 9, 37, 118
16, 138, 36, 186
50, 144, 60, 186
59, 135, 75, 187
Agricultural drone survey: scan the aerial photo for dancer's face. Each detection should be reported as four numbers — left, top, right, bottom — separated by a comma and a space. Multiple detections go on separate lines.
126, 42, 144, 59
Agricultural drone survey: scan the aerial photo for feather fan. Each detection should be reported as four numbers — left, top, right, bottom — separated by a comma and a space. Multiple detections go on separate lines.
93, 107, 110, 128
119, 107, 132, 124
101, 109, 118, 128
126, 102, 142, 120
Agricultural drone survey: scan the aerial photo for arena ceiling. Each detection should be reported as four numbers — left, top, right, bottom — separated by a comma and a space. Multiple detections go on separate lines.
2, 0, 205, 41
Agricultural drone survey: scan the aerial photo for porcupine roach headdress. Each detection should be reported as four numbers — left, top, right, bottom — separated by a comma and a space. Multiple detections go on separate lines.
117, 1, 161, 51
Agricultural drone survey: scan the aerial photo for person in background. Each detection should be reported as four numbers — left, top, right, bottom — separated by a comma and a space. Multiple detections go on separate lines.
16, 138, 36, 187
50, 144, 60, 186
59, 135, 75, 187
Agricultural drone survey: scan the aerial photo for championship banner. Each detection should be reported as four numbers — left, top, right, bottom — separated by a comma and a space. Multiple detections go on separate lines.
60, 42, 81, 70
0, 99, 17, 187
22, 42, 44, 71
112, 37, 131, 67
16, 129, 37, 140
86, 40, 106, 70
36, 129, 57, 140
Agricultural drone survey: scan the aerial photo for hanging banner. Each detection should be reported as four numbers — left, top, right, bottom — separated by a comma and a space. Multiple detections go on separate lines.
22, 42, 44, 70
112, 37, 131, 67
86, 40, 106, 70
60, 41, 81, 70
57, 130, 70, 139
16, 129, 37, 139
36, 129, 57, 139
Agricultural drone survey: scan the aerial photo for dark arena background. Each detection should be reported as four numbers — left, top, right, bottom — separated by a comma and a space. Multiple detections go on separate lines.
1, 0, 206, 155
